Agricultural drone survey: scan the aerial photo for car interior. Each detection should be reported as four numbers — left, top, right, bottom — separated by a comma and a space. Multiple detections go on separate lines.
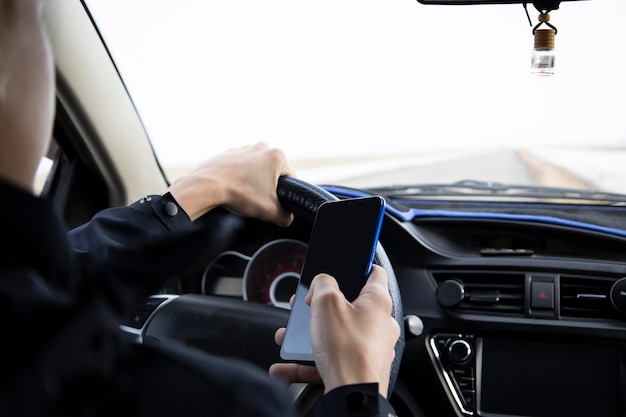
41, 1, 625, 416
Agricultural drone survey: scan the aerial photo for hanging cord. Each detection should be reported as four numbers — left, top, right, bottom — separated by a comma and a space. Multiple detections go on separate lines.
523, 3, 558, 35
533, 11, 558, 35
523, 3, 533, 27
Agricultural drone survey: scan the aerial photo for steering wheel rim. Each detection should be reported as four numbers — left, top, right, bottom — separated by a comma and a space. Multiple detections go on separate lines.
142, 176, 404, 413
276, 176, 405, 399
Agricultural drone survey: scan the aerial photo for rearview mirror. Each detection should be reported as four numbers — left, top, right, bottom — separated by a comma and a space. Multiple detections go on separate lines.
415, 0, 582, 6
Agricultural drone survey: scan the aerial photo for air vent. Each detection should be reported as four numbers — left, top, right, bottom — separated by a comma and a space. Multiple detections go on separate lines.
433, 272, 525, 315
560, 275, 621, 320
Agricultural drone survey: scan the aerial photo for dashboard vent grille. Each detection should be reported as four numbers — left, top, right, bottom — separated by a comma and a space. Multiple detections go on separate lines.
560, 275, 619, 320
433, 271, 525, 314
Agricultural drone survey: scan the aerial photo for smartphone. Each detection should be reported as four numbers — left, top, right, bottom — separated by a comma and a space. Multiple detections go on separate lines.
280, 196, 386, 363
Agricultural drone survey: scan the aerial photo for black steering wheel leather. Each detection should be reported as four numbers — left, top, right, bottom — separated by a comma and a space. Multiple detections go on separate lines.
276, 176, 405, 398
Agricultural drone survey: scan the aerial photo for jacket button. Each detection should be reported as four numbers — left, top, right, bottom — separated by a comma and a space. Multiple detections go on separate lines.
164, 201, 178, 216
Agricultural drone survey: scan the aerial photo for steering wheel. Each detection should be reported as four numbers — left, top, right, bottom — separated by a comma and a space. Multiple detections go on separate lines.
142, 176, 404, 409
276, 176, 405, 398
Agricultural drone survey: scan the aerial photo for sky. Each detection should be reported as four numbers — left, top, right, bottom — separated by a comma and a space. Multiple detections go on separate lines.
85, 0, 626, 168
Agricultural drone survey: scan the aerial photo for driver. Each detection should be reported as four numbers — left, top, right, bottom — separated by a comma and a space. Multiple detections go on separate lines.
0, 1, 400, 416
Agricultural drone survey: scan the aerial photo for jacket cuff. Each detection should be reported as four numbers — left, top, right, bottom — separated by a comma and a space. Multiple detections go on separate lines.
130, 192, 193, 234
316, 383, 397, 417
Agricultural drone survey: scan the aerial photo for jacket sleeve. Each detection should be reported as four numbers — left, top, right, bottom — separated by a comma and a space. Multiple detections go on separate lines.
317, 383, 398, 417
66, 193, 241, 313
68, 193, 195, 255
67, 192, 248, 315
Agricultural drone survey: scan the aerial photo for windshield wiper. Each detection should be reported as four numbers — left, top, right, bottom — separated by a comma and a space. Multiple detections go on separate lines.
366, 180, 626, 204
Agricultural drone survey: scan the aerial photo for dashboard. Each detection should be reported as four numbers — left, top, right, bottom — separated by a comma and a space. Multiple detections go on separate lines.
202, 238, 307, 309
156, 189, 626, 417
383, 195, 626, 417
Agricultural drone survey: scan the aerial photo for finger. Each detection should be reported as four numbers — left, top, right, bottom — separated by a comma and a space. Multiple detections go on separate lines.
274, 327, 286, 346
273, 159, 296, 227
304, 273, 340, 306
289, 294, 295, 308
259, 195, 294, 228
268, 363, 323, 385
275, 209, 294, 228
267, 190, 293, 228
358, 265, 389, 297
355, 265, 393, 312
365, 264, 388, 287
279, 157, 298, 179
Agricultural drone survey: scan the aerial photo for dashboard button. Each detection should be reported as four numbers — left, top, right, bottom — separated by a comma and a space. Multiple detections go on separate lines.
457, 377, 475, 391
462, 391, 475, 409
610, 277, 626, 314
448, 339, 473, 364
436, 279, 465, 308
531, 280, 555, 309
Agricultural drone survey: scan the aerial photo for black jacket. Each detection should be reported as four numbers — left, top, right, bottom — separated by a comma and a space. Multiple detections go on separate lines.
0, 179, 396, 417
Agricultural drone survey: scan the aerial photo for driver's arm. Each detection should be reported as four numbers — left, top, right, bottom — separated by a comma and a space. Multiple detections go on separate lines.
69, 141, 295, 253
67, 142, 295, 311
66, 192, 221, 314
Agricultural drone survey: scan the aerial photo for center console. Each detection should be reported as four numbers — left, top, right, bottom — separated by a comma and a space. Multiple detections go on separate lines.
429, 333, 625, 417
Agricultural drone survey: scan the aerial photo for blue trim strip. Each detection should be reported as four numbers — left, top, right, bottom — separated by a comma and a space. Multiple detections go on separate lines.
321, 185, 626, 239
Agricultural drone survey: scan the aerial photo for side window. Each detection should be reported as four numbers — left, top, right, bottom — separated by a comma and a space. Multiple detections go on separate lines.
35, 138, 58, 196
43, 105, 110, 230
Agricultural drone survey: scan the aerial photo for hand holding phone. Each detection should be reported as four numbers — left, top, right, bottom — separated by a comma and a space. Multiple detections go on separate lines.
279, 196, 386, 363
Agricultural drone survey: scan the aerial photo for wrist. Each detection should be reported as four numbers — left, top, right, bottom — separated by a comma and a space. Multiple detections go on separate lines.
322, 368, 386, 397
167, 173, 224, 221
324, 370, 389, 398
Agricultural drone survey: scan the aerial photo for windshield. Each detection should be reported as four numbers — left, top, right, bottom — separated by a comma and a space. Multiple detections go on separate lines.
85, 0, 626, 198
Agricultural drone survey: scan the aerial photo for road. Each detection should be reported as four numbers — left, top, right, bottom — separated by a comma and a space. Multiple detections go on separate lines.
338, 149, 533, 189
162, 146, 622, 195
296, 148, 587, 190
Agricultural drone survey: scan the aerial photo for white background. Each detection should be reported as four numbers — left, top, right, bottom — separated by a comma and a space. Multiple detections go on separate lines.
86, 0, 626, 178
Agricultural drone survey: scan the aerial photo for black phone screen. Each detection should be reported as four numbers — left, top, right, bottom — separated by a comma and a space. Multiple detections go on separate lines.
280, 196, 385, 362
